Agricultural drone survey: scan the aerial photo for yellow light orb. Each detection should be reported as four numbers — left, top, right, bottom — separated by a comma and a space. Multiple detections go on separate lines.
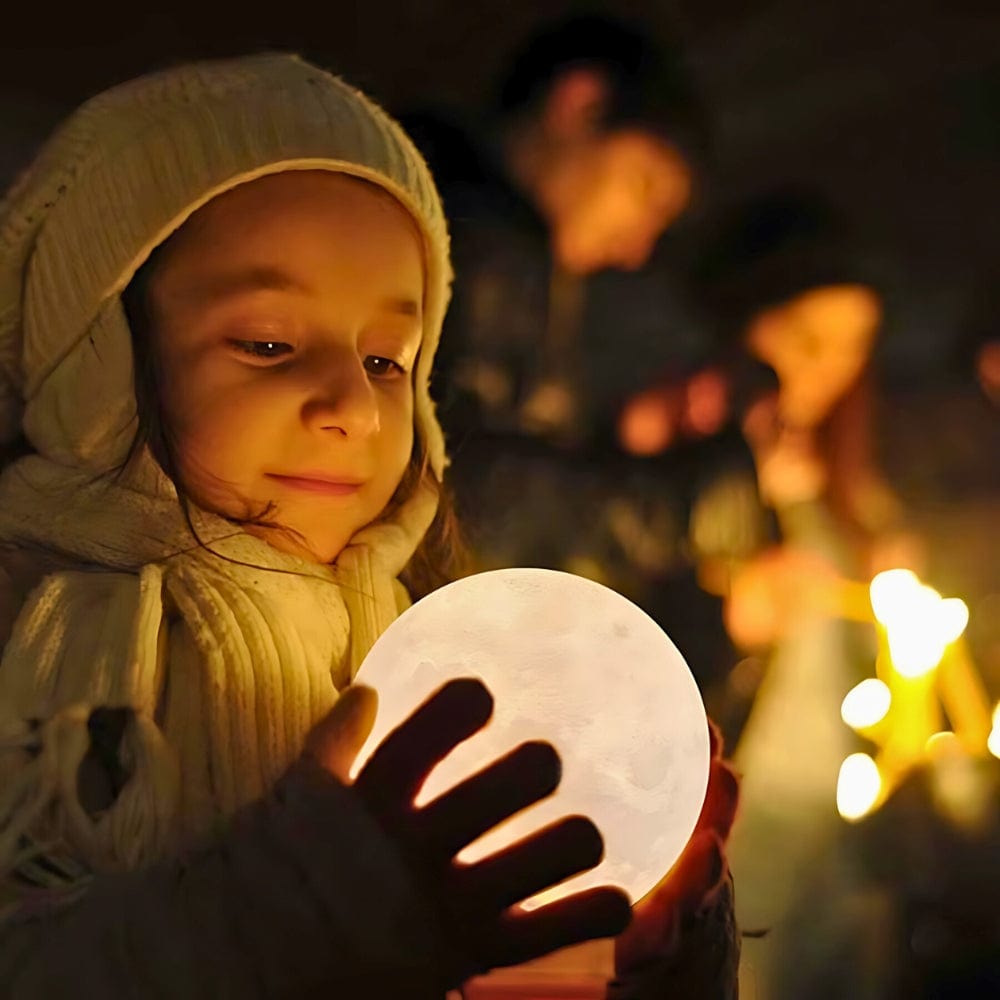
871, 570, 971, 678
869, 568, 920, 625
939, 598, 969, 644
837, 753, 882, 821
352, 568, 711, 908
841, 678, 892, 730
889, 629, 945, 678
989, 704, 1000, 760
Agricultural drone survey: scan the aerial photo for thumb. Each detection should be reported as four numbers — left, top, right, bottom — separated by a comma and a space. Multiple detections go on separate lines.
304, 684, 379, 783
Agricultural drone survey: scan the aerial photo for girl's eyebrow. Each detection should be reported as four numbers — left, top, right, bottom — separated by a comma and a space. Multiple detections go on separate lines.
185, 267, 422, 319
385, 296, 422, 320
189, 266, 308, 303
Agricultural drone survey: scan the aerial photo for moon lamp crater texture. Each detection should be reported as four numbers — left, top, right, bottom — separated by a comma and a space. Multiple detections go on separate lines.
353, 567, 710, 908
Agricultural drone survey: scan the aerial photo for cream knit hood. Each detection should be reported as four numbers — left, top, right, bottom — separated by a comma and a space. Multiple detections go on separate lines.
0, 54, 453, 880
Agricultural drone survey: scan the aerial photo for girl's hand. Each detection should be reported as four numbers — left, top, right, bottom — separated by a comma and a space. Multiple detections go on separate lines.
610, 720, 740, 999
306, 679, 633, 985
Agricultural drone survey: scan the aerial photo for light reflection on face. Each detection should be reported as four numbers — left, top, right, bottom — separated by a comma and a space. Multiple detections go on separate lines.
550, 129, 691, 275
146, 171, 425, 563
746, 284, 881, 428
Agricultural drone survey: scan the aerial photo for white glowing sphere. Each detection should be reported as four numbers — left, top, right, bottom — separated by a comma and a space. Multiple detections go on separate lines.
837, 753, 882, 821
841, 678, 892, 730
352, 568, 710, 908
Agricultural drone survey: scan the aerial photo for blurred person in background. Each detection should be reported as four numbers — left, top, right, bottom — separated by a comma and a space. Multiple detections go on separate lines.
844, 272, 1000, 999
404, 12, 707, 444
879, 270, 1000, 689
684, 188, 913, 999
401, 12, 752, 719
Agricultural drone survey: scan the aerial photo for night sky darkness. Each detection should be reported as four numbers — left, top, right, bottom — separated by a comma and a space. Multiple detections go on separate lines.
2, 0, 997, 376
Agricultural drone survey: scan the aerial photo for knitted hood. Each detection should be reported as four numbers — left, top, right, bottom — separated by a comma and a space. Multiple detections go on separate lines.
0, 52, 451, 478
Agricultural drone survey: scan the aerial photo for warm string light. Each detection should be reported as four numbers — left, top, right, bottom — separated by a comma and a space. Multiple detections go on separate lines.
988, 703, 1000, 761
840, 678, 891, 730
837, 753, 883, 821
836, 568, 991, 822
869, 569, 969, 678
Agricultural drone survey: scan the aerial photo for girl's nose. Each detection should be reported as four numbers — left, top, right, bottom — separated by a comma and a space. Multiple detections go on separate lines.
302, 356, 380, 438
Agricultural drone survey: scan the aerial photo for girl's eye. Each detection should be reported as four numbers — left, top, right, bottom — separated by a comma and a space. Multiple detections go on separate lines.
230, 339, 294, 361
364, 355, 406, 379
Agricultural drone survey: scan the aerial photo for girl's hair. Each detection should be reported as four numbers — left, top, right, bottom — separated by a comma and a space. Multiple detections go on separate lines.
121, 236, 471, 600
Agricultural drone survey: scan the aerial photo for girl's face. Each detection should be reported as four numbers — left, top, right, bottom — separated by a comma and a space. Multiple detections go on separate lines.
146, 171, 425, 563
746, 284, 880, 428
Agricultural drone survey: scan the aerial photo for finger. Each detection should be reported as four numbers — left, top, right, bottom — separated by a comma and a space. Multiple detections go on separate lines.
414, 740, 561, 861
485, 886, 632, 970
303, 685, 379, 783
453, 815, 605, 916
356, 678, 493, 817
695, 759, 740, 841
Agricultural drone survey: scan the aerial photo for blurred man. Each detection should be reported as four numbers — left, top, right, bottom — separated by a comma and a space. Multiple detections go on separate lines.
401, 15, 753, 712
496, 16, 695, 279
405, 12, 710, 444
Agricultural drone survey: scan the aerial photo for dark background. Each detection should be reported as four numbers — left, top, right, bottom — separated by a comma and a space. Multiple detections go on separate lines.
2, 0, 998, 376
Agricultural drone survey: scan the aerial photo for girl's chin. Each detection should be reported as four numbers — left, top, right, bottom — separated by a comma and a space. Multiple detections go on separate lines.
242, 521, 347, 564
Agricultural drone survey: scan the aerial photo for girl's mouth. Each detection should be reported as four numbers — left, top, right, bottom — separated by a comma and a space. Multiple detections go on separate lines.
265, 473, 363, 496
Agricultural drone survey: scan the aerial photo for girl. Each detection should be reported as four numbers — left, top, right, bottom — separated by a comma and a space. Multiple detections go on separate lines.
0, 54, 735, 997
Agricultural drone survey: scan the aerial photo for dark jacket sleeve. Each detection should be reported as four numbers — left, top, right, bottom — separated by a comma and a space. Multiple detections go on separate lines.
0, 757, 451, 999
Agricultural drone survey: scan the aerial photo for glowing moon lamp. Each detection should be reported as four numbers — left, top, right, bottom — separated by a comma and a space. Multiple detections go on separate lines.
352, 568, 710, 908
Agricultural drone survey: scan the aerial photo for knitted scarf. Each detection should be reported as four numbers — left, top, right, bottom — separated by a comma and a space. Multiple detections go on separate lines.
0, 453, 438, 877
